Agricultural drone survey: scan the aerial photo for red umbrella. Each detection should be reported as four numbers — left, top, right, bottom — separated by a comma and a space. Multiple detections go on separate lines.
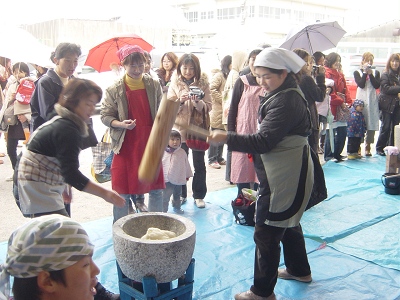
84, 34, 154, 72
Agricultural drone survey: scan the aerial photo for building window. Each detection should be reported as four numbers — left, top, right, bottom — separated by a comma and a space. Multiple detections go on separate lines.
201, 11, 214, 20
217, 7, 242, 20
184, 11, 198, 23
247, 6, 255, 18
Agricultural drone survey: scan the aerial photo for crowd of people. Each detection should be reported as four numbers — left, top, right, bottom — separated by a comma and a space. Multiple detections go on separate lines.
0, 43, 400, 300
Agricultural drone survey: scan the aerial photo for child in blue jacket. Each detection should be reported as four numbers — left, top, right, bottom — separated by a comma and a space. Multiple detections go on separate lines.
347, 99, 366, 159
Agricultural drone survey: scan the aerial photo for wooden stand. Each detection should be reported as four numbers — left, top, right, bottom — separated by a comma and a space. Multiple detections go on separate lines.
385, 154, 400, 174
117, 259, 195, 300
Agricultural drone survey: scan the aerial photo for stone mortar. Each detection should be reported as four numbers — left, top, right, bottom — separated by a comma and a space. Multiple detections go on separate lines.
113, 213, 196, 283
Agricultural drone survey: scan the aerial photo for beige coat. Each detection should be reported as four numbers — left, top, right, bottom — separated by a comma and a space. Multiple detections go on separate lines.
222, 50, 247, 125
209, 69, 226, 129
167, 72, 212, 142
100, 74, 162, 154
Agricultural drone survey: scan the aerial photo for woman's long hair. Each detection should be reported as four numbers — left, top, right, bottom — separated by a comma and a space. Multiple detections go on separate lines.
385, 53, 400, 74
220, 55, 232, 79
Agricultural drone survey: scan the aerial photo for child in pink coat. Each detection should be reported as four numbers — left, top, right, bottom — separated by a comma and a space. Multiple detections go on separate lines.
162, 129, 193, 214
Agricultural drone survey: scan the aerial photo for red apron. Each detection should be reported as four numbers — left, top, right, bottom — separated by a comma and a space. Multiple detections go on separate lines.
111, 87, 164, 194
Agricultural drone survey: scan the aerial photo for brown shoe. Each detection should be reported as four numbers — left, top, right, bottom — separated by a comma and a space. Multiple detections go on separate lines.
278, 268, 312, 283
234, 290, 276, 300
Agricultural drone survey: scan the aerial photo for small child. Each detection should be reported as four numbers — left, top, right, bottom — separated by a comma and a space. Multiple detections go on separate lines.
162, 129, 193, 214
347, 99, 366, 159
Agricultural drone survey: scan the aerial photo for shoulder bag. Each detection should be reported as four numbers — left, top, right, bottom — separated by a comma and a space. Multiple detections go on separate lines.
335, 92, 350, 122
3, 103, 18, 126
91, 128, 113, 183
186, 107, 210, 151
378, 93, 397, 114
336, 104, 350, 122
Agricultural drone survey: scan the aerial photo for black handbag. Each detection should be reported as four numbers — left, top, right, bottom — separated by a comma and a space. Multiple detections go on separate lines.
378, 93, 397, 114
231, 195, 256, 226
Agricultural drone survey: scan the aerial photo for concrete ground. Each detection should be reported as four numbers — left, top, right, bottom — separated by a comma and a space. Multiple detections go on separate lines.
0, 115, 231, 242
1, 114, 358, 242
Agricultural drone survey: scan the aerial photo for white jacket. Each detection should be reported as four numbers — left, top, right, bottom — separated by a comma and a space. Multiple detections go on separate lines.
316, 78, 334, 117
162, 147, 193, 185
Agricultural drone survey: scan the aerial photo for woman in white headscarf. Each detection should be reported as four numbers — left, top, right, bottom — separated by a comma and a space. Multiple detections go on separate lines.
208, 48, 315, 300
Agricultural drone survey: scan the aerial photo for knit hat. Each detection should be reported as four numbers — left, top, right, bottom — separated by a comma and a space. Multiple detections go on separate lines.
117, 45, 144, 62
353, 99, 364, 108
13, 101, 31, 116
254, 47, 305, 73
0, 215, 94, 300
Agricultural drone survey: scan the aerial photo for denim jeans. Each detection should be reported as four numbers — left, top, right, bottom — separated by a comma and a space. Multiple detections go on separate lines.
147, 189, 163, 212
162, 182, 182, 212
324, 126, 347, 160
208, 127, 225, 164
113, 194, 137, 223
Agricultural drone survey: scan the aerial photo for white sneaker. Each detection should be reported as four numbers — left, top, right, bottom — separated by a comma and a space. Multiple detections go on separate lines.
5, 175, 13, 182
194, 199, 205, 208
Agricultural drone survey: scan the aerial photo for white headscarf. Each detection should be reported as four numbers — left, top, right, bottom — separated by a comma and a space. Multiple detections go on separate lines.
0, 215, 94, 300
254, 47, 306, 73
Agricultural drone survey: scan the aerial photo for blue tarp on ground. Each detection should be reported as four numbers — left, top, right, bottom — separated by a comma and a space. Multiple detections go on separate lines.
1, 156, 399, 299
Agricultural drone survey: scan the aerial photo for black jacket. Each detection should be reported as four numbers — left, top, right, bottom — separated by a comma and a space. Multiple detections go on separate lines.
28, 105, 89, 190
227, 75, 311, 154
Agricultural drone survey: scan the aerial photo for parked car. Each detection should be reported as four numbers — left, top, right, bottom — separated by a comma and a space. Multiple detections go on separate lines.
342, 55, 386, 101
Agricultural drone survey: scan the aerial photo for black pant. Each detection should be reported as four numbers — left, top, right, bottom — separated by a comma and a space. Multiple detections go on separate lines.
181, 143, 207, 199
6, 137, 19, 170
376, 107, 400, 152
250, 224, 310, 297
347, 136, 362, 154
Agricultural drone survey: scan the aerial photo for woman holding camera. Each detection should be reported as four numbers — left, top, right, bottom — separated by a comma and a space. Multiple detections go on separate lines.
167, 53, 212, 208
293, 49, 326, 154
353, 52, 380, 156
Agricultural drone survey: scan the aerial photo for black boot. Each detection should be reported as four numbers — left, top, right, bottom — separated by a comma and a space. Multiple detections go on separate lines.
94, 282, 120, 300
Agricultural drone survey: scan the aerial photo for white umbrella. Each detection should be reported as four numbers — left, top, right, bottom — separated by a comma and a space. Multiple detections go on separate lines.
0, 27, 54, 68
280, 21, 346, 54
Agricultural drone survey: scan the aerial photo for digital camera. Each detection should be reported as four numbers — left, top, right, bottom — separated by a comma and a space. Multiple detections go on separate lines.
189, 86, 205, 99
366, 64, 376, 70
